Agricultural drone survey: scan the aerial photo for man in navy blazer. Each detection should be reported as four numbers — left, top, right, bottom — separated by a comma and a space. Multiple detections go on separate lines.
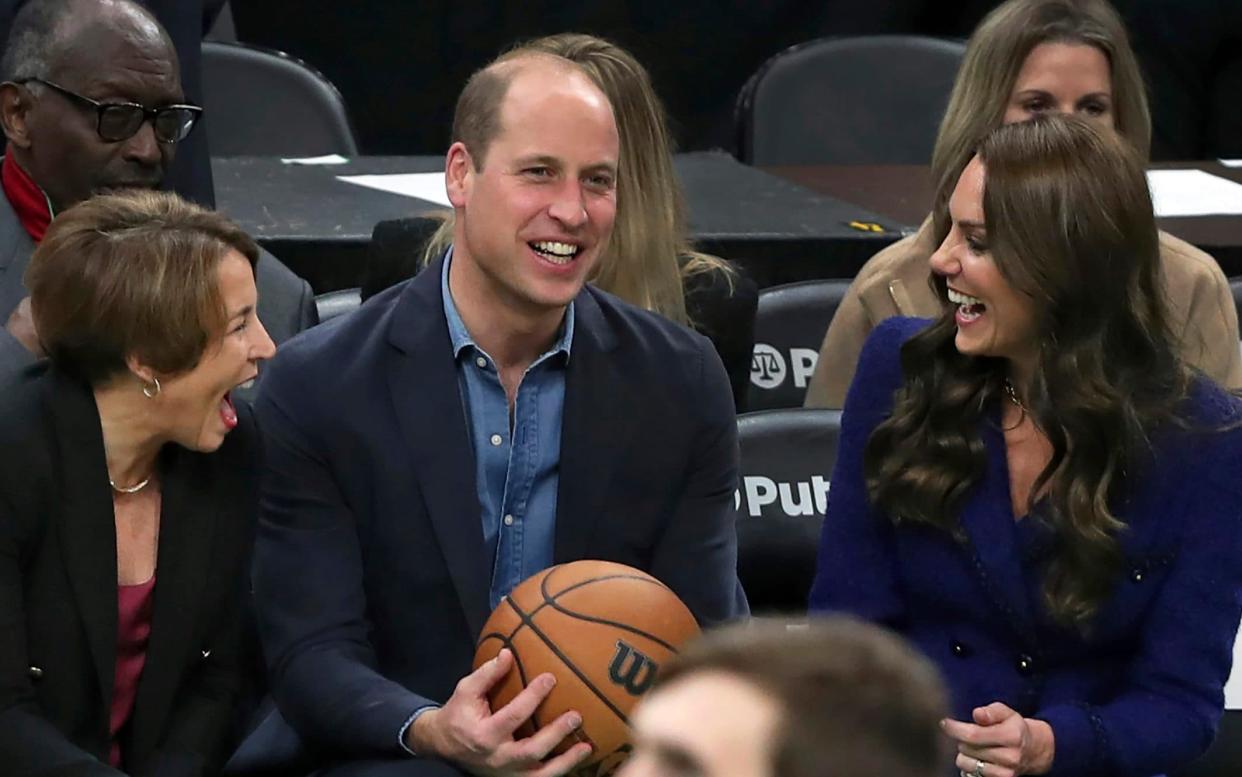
252, 49, 746, 776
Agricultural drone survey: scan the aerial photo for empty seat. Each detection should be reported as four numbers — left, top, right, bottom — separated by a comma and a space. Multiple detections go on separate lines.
737, 35, 966, 166
749, 278, 849, 410
202, 41, 358, 156
735, 408, 842, 613
314, 287, 361, 323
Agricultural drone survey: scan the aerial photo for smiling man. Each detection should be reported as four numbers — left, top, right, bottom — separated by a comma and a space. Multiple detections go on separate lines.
0, 0, 315, 373
248, 48, 746, 776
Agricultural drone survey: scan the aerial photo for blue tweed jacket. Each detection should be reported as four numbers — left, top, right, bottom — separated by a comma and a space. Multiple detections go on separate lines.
809, 317, 1242, 777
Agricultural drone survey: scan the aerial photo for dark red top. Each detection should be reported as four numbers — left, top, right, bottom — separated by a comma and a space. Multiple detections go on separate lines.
109, 575, 156, 769
0, 152, 50, 242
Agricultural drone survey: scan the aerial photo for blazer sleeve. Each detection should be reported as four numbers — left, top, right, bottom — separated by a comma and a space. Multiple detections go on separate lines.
648, 334, 749, 625
1036, 448, 1242, 777
0, 475, 125, 776
252, 359, 435, 758
0, 326, 36, 378
807, 318, 915, 626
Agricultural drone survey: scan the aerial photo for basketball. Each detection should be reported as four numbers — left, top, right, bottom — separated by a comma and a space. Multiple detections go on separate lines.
473, 560, 700, 776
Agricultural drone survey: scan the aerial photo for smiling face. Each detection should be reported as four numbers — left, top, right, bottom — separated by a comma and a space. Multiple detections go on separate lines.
1003, 42, 1114, 132
929, 156, 1039, 370
9, 9, 182, 210
155, 252, 274, 452
618, 671, 781, 777
445, 58, 619, 325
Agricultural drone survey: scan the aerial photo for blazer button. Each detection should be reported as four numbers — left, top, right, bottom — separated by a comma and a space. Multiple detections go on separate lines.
1016, 654, 1036, 676
951, 641, 972, 658
27, 665, 43, 680
1130, 568, 1145, 583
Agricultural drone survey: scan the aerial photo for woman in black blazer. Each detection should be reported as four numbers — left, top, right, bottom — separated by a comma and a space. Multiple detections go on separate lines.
0, 191, 276, 776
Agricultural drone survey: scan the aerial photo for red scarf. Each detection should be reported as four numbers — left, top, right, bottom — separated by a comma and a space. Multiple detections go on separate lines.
1, 152, 51, 242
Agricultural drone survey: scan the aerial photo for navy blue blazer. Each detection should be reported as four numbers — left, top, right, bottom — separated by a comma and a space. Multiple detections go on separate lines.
252, 256, 746, 760
809, 317, 1242, 777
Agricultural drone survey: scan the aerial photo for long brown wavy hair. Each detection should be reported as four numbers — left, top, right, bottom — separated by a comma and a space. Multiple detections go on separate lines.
865, 116, 1187, 627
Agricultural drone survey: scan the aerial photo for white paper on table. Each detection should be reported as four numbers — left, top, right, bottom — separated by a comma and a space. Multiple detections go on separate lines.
1226, 626, 1242, 710
1146, 169, 1242, 217
1220, 159, 1242, 168
280, 154, 349, 165
336, 172, 451, 207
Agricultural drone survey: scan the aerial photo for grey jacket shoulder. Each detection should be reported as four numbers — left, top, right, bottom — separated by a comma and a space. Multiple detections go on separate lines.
254, 247, 318, 345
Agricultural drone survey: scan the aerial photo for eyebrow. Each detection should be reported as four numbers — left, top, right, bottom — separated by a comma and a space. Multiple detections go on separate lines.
228, 304, 255, 322
1013, 88, 1111, 99
648, 741, 707, 777
956, 219, 985, 230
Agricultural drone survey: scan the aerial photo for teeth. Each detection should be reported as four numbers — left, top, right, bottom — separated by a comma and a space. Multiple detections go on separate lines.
237, 379, 255, 390
531, 241, 579, 263
947, 288, 982, 307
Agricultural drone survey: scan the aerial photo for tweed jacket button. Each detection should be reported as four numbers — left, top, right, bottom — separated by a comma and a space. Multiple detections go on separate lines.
27, 665, 43, 680
1016, 654, 1036, 676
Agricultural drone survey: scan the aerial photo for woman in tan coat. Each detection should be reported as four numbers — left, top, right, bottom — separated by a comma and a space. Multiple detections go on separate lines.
804, 0, 1241, 408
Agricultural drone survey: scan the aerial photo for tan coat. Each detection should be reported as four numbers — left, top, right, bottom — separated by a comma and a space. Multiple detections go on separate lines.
804, 220, 1242, 408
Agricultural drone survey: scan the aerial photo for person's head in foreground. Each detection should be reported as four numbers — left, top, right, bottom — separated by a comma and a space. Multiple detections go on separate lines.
933, 0, 1148, 222
28, 190, 274, 454
617, 618, 950, 777
444, 48, 618, 334
0, 0, 199, 210
871, 112, 1179, 625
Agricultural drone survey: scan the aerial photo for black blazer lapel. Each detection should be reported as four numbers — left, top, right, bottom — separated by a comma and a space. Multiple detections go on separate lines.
128, 444, 217, 753
385, 261, 491, 639
554, 290, 632, 564
43, 371, 119, 715
958, 417, 1038, 645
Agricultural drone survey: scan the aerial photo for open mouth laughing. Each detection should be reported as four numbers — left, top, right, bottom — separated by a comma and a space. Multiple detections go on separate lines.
529, 240, 581, 265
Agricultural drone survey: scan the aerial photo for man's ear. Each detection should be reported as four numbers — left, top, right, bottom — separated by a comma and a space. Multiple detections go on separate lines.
0, 82, 35, 150
445, 141, 474, 209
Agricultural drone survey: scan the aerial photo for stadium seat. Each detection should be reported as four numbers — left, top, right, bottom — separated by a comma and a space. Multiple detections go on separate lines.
736, 35, 966, 166
748, 278, 849, 410
314, 287, 361, 322
202, 41, 359, 156
734, 408, 842, 613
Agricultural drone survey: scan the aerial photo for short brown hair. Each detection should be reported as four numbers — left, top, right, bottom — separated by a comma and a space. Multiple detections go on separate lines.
655, 618, 949, 777
27, 190, 260, 385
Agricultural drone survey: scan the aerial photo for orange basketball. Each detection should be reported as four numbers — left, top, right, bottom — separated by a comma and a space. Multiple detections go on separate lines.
473, 560, 700, 776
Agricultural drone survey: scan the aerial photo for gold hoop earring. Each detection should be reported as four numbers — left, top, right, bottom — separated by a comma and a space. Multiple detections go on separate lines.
142, 377, 161, 399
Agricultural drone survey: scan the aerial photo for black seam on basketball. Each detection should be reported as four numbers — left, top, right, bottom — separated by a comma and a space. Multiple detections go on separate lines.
502, 596, 529, 640
500, 596, 540, 729
531, 572, 673, 623
508, 597, 632, 726
538, 600, 682, 654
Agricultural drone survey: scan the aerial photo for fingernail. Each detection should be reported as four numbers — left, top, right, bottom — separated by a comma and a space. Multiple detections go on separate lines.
939, 719, 947, 728
545, 674, 558, 689
568, 713, 582, 729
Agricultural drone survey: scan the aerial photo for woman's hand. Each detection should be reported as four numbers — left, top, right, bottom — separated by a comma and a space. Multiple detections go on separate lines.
942, 702, 1055, 776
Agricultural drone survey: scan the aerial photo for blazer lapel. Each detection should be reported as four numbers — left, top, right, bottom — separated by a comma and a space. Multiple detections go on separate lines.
554, 290, 631, 564
958, 414, 1038, 644
385, 261, 491, 639
128, 444, 216, 749
44, 371, 119, 710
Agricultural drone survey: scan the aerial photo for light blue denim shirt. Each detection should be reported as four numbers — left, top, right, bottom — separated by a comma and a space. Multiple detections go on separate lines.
441, 249, 572, 609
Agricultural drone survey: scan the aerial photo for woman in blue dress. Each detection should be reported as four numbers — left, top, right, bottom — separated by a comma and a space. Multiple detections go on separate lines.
809, 114, 1242, 777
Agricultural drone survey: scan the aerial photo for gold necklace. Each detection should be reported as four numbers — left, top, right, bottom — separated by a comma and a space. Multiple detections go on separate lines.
1003, 379, 1026, 412
110, 475, 152, 494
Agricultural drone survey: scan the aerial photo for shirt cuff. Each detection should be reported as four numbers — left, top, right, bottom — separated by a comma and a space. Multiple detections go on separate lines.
398, 704, 440, 756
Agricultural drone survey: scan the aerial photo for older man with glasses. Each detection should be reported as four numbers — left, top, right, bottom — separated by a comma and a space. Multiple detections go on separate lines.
0, 0, 316, 374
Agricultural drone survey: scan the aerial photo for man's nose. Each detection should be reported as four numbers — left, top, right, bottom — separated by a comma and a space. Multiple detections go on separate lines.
120, 120, 163, 166
548, 181, 588, 228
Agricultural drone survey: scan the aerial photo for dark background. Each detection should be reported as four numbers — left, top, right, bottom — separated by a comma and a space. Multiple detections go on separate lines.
229, 0, 1242, 161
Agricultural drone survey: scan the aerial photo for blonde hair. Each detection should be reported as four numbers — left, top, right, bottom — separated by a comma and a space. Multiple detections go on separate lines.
930, 0, 1150, 223
427, 33, 731, 326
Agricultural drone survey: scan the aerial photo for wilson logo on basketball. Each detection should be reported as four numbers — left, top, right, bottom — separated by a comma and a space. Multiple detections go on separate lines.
608, 640, 658, 696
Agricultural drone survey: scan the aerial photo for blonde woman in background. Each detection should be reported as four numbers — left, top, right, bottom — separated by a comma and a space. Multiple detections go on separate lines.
803, 0, 1241, 409
364, 34, 757, 409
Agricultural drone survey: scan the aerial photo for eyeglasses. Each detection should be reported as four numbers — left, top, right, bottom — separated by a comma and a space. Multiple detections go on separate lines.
16, 77, 203, 144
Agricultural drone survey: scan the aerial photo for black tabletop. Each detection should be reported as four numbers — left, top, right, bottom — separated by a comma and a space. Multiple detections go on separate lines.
213, 152, 906, 292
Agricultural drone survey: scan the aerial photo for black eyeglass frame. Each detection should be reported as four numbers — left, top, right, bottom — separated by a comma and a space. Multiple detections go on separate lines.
14, 77, 203, 144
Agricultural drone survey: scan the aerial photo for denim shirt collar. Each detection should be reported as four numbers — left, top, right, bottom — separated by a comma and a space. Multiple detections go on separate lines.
440, 246, 575, 362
